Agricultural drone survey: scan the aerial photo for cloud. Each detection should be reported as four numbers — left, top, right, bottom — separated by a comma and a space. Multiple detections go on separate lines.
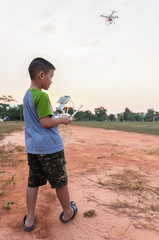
41, 24, 56, 35
39, 12, 71, 35
81, 40, 101, 49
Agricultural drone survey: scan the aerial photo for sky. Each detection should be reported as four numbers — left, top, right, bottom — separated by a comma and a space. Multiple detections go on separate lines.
0, 0, 159, 114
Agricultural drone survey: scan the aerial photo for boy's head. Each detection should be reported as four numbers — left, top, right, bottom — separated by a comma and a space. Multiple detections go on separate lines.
28, 57, 56, 90
28, 57, 56, 80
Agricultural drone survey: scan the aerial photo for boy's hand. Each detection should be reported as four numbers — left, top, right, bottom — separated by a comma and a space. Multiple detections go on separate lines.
61, 115, 72, 125
40, 115, 72, 128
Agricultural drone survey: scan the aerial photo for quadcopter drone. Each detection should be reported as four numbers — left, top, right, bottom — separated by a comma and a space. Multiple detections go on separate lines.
99, 10, 119, 26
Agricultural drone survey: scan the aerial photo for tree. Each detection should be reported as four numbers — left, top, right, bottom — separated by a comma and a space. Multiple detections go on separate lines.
19, 104, 23, 121
117, 113, 124, 122
108, 114, 116, 122
94, 106, 107, 121
123, 108, 132, 121
0, 95, 16, 104
134, 113, 144, 122
144, 108, 155, 122
75, 110, 95, 121
0, 95, 23, 121
0, 103, 9, 119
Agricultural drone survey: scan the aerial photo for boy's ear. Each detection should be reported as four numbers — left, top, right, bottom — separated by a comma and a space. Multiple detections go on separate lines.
39, 71, 44, 80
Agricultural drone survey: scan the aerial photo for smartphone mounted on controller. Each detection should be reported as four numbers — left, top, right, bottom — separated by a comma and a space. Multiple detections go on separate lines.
55, 96, 83, 119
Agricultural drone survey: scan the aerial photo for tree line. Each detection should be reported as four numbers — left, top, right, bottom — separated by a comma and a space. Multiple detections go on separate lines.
0, 95, 158, 122
74, 107, 159, 122
0, 95, 23, 121
0, 103, 23, 121
1, 105, 157, 122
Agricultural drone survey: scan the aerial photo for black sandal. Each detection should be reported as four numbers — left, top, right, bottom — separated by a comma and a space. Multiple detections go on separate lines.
23, 215, 37, 232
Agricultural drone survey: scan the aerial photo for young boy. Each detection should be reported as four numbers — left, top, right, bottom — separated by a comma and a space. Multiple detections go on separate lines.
23, 57, 77, 232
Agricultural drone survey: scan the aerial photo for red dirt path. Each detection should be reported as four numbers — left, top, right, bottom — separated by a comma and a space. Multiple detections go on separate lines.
0, 126, 159, 240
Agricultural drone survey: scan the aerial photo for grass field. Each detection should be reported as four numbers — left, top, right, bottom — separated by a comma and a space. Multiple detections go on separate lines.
0, 121, 159, 141
72, 121, 159, 135
0, 121, 24, 140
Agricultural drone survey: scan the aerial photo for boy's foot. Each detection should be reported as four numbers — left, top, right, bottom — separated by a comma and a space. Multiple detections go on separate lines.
23, 215, 37, 232
59, 201, 78, 223
70, 201, 76, 207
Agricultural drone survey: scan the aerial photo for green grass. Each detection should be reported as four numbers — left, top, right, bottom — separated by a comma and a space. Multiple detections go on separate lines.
0, 121, 24, 140
83, 209, 96, 217
71, 121, 159, 135
0, 121, 159, 138
2, 201, 15, 210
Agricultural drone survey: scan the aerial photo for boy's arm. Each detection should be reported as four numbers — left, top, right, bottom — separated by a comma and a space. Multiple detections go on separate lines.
40, 115, 72, 128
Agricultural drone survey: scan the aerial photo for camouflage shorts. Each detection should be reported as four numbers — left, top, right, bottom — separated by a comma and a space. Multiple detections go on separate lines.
27, 150, 67, 188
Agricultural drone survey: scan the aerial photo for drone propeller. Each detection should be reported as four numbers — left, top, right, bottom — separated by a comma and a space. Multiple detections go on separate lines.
112, 15, 119, 19
99, 14, 106, 17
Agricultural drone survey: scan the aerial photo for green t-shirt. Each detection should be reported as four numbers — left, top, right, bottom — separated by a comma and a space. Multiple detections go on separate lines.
29, 89, 53, 119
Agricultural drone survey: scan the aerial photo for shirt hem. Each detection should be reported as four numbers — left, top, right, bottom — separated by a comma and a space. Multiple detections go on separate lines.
26, 146, 64, 155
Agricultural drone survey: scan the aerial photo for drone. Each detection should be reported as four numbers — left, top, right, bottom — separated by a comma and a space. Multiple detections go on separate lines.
99, 10, 119, 26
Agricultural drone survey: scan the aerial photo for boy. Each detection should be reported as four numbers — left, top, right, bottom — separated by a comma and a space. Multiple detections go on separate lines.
23, 57, 77, 232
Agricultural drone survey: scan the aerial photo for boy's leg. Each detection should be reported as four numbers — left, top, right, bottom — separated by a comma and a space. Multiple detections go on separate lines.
56, 185, 74, 221
25, 186, 38, 227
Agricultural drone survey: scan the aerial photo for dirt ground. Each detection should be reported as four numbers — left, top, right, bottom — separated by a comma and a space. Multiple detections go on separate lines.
0, 125, 159, 240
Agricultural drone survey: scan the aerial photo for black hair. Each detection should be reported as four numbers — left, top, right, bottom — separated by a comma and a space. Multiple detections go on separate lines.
28, 57, 56, 80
